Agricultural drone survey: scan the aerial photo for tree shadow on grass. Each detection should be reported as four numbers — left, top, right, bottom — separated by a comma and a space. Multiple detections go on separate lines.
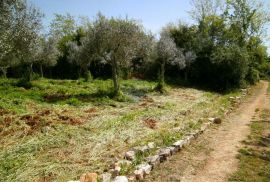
42, 87, 152, 104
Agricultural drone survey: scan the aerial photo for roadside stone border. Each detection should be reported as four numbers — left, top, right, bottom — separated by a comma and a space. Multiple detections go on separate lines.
69, 89, 248, 182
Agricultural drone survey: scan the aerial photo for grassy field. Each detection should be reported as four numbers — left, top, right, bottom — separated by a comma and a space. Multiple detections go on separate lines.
230, 89, 270, 182
0, 78, 243, 181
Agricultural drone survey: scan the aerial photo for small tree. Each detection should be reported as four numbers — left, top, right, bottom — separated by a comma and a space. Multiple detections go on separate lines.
36, 36, 60, 78
156, 28, 185, 92
9, 0, 43, 82
67, 38, 93, 81
82, 14, 149, 96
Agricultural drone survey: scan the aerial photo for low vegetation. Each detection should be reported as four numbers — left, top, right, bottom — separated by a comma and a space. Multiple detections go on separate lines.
1, 0, 270, 181
0, 78, 244, 181
230, 108, 270, 181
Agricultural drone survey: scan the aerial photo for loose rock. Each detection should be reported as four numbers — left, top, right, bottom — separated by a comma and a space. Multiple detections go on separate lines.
213, 117, 222, 124
173, 140, 185, 150
113, 176, 128, 182
134, 169, 145, 181
136, 163, 152, 175
159, 148, 171, 157
208, 117, 215, 122
147, 142, 155, 149
101, 173, 112, 182
115, 160, 132, 167
167, 146, 178, 154
134, 145, 149, 154
124, 151, 135, 161
146, 155, 160, 166
128, 176, 135, 181
80, 173, 98, 182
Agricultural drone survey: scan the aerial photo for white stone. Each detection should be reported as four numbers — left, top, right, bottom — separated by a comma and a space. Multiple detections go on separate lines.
128, 176, 135, 181
208, 117, 215, 122
124, 151, 135, 161
116, 160, 132, 167
134, 169, 145, 181
134, 145, 149, 153
101, 173, 112, 182
173, 140, 185, 149
113, 176, 128, 182
159, 148, 171, 157
167, 146, 178, 154
147, 155, 160, 166
137, 163, 152, 175
147, 142, 155, 149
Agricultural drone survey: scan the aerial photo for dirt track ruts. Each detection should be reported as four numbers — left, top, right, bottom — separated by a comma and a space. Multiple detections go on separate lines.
146, 81, 269, 182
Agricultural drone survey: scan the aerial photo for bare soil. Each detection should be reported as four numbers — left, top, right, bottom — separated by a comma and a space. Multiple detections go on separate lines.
146, 81, 269, 182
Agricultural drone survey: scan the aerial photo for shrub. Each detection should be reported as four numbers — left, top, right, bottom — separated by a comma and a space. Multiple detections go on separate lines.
246, 68, 260, 84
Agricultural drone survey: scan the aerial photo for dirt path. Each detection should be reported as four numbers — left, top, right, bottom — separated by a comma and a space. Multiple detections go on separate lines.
146, 81, 269, 182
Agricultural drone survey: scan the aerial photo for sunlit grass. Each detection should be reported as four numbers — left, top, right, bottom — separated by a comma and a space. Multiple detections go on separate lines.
0, 78, 245, 181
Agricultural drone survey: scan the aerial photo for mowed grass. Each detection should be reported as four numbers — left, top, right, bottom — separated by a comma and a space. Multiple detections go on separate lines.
0, 78, 243, 181
230, 108, 270, 182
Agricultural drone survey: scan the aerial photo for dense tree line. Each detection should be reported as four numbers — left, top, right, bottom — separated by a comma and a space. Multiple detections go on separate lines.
0, 0, 270, 94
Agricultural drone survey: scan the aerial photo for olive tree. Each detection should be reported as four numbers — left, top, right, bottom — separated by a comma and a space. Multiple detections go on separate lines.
0, 0, 28, 77
36, 36, 60, 78
0, 0, 43, 80
156, 28, 186, 91
82, 14, 149, 96
67, 37, 93, 81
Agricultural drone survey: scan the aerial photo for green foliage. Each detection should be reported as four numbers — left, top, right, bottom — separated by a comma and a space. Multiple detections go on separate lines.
246, 68, 260, 84
15, 78, 33, 89
66, 97, 81, 106
83, 70, 92, 82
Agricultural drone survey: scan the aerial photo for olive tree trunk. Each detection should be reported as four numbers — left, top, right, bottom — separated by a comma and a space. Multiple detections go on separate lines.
39, 64, 43, 78
0, 67, 7, 78
112, 58, 120, 96
156, 60, 165, 91
25, 63, 33, 82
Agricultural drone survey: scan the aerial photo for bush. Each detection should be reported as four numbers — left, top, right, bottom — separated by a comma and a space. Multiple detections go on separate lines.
15, 79, 33, 89
83, 70, 92, 82
66, 97, 81, 106
246, 68, 260, 84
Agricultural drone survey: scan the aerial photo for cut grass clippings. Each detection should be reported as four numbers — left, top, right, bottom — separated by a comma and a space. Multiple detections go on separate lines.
0, 78, 246, 181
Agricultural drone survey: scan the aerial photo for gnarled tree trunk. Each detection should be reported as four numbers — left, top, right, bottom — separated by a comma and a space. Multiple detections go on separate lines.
112, 58, 120, 96
0, 67, 7, 78
39, 64, 43, 78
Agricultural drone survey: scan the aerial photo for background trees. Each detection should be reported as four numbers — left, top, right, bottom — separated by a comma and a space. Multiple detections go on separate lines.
156, 28, 185, 91
36, 36, 60, 78
74, 14, 153, 96
0, 0, 43, 81
1, 0, 269, 92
